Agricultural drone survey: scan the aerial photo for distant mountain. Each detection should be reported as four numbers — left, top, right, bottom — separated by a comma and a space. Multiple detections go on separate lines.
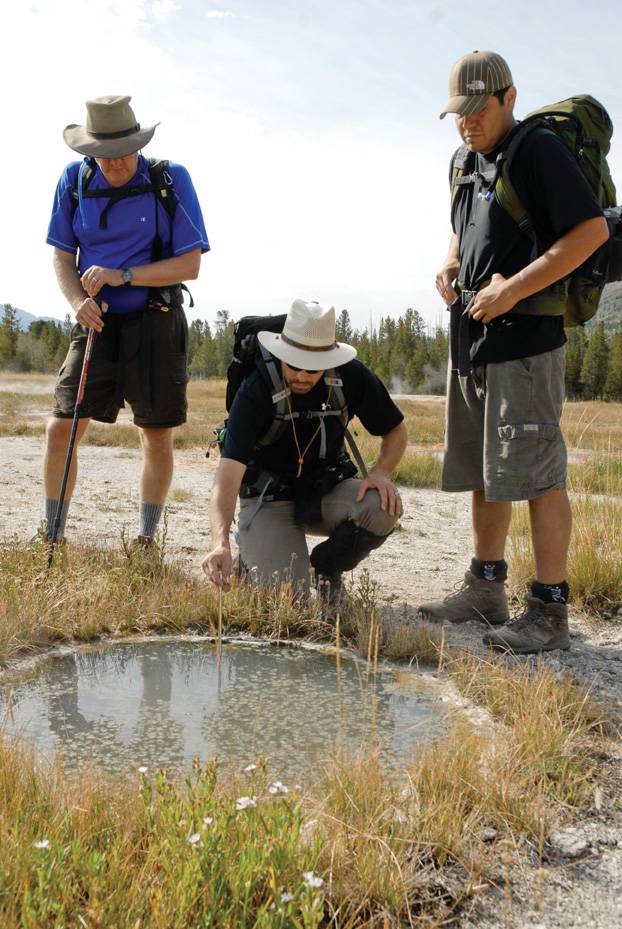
0, 304, 59, 331
592, 282, 622, 332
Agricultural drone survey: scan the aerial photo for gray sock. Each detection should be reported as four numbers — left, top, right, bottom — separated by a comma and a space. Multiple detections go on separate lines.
45, 498, 70, 540
139, 502, 164, 539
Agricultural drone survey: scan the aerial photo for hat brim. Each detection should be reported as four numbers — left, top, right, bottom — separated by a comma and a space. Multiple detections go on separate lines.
439, 93, 492, 120
63, 123, 159, 157
257, 331, 357, 371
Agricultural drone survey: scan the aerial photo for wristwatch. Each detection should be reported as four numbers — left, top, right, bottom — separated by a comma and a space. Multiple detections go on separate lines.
121, 268, 133, 286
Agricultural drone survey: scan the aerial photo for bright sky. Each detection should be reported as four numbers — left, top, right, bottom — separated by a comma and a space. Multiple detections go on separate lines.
2, 0, 621, 330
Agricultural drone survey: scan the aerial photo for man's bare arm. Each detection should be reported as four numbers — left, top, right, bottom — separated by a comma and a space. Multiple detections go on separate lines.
202, 457, 247, 589
356, 420, 408, 516
471, 215, 609, 323
53, 248, 108, 331
80, 248, 202, 299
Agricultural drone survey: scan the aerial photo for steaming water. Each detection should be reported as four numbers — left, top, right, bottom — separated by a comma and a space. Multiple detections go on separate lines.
1, 641, 444, 780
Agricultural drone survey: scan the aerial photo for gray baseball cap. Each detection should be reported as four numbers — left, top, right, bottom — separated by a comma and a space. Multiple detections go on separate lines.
440, 50, 513, 119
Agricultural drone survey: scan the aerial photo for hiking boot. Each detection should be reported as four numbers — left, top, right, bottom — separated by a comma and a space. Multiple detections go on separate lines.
316, 573, 348, 622
417, 571, 509, 626
482, 596, 570, 654
31, 528, 67, 547
125, 535, 155, 554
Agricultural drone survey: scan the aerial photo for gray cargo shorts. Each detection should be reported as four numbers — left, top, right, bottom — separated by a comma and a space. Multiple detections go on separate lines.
236, 478, 398, 588
442, 346, 567, 502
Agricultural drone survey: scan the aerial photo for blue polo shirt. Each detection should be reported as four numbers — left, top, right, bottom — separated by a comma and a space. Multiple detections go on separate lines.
46, 155, 210, 314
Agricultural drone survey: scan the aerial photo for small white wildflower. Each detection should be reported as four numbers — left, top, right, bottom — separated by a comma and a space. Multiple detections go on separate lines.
294, 784, 302, 791
188, 833, 201, 845
236, 796, 257, 811
138, 766, 148, 774
268, 780, 289, 795
302, 871, 324, 889
281, 891, 294, 903
202, 816, 214, 827
33, 840, 50, 849
301, 819, 317, 831
243, 763, 258, 773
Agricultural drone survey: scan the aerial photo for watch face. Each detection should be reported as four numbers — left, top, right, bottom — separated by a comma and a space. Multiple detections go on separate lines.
122, 269, 132, 284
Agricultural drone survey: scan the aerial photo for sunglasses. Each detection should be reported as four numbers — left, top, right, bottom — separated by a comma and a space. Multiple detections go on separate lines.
285, 363, 322, 374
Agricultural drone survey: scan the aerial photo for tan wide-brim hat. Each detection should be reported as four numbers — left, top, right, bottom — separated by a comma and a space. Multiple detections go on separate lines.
63, 95, 159, 157
258, 300, 357, 371
440, 50, 513, 119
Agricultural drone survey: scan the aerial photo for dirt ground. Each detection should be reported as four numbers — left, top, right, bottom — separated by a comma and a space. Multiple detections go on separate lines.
2, 432, 622, 928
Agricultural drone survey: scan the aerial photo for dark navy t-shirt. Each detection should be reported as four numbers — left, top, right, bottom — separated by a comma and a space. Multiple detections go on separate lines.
46, 155, 210, 314
451, 127, 604, 364
222, 357, 404, 484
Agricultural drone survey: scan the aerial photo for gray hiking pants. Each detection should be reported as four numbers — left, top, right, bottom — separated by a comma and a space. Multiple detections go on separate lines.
236, 478, 398, 588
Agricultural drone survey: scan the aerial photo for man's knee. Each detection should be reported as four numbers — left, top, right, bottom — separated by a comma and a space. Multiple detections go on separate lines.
140, 427, 174, 456
353, 487, 399, 537
46, 417, 87, 454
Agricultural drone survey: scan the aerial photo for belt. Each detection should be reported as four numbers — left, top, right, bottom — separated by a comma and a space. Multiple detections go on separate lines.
459, 289, 478, 306
450, 289, 479, 376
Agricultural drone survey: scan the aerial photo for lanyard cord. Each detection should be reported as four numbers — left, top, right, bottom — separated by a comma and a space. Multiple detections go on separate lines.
286, 386, 333, 479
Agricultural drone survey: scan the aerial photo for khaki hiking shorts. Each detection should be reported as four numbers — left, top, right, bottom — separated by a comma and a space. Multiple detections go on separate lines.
53, 306, 189, 429
442, 346, 567, 502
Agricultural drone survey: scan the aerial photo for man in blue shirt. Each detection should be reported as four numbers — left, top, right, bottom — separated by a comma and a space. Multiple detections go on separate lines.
44, 95, 209, 545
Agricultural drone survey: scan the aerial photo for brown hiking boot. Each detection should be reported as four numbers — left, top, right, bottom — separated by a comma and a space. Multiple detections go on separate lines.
417, 571, 509, 626
482, 596, 570, 654
130, 535, 155, 550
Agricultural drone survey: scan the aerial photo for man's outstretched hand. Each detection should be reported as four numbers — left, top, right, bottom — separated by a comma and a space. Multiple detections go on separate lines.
202, 546, 233, 590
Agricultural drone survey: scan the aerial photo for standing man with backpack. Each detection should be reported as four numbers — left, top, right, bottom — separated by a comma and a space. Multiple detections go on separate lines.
202, 300, 407, 612
417, 51, 610, 652
43, 96, 209, 546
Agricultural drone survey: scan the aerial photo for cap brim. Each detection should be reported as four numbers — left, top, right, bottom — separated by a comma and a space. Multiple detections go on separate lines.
439, 93, 491, 120
257, 331, 357, 371
63, 123, 159, 157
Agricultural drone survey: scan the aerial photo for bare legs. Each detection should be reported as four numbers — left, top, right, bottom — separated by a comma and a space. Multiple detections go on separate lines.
472, 487, 571, 581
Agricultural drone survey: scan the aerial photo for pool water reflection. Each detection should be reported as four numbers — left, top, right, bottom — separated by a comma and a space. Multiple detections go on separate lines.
1, 641, 444, 780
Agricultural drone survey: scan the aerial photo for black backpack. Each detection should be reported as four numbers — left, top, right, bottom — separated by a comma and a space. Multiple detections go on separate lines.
212, 314, 368, 476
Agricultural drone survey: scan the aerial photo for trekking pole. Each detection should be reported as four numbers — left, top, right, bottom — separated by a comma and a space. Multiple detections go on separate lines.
48, 326, 97, 566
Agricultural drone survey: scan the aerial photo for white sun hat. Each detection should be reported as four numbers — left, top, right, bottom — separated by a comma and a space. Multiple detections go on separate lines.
257, 300, 356, 371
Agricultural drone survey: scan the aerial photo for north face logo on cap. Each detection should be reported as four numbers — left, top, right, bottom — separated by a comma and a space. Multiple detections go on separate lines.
466, 80, 486, 92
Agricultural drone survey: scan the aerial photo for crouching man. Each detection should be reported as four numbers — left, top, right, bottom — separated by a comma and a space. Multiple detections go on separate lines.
202, 300, 407, 612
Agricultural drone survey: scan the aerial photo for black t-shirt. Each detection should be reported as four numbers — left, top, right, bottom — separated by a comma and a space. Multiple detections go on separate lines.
222, 357, 404, 485
451, 126, 603, 364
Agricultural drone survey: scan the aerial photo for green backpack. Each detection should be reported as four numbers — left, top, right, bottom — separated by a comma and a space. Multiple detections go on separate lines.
451, 95, 620, 326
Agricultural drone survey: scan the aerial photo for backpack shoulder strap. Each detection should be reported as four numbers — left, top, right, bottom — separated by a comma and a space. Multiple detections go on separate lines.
253, 345, 292, 448
450, 144, 475, 212
322, 368, 369, 477
148, 158, 177, 220
71, 158, 96, 215
494, 120, 549, 248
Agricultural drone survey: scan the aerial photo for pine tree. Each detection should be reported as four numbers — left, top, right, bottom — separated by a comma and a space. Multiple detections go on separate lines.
604, 331, 622, 401
0, 304, 20, 366
335, 309, 353, 343
565, 328, 587, 399
581, 322, 609, 400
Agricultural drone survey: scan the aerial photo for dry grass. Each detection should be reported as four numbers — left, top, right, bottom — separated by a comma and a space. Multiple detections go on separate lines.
508, 497, 622, 610
0, 538, 328, 665
0, 535, 615, 927
0, 656, 611, 928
